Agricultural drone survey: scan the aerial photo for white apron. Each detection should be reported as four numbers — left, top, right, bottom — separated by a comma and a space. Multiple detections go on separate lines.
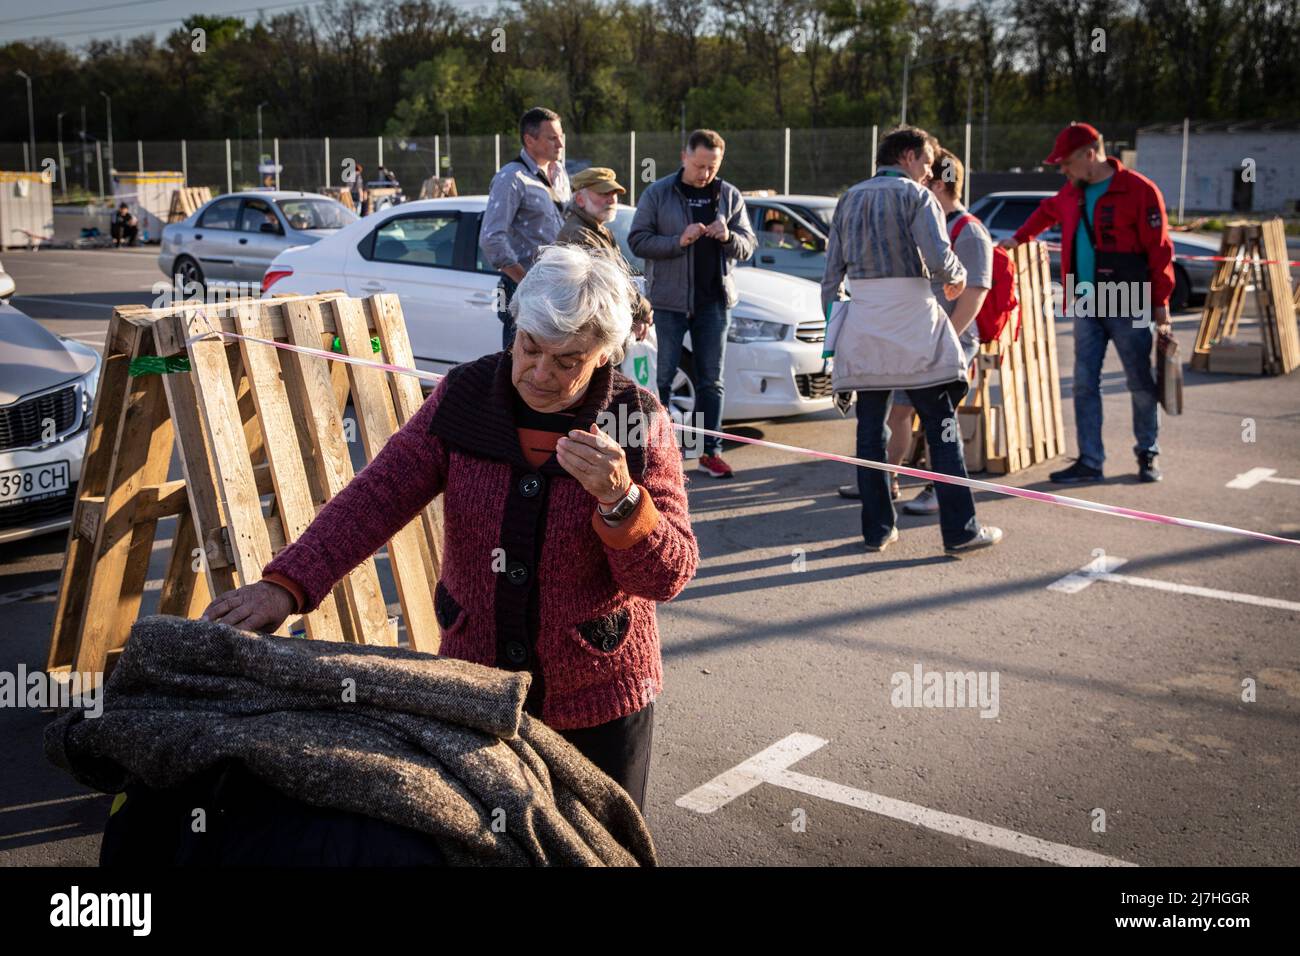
830, 277, 968, 392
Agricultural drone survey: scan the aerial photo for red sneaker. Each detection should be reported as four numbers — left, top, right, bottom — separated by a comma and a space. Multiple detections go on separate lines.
697, 454, 734, 479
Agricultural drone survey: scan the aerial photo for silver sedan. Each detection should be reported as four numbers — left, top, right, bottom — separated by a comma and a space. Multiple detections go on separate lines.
158, 190, 357, 292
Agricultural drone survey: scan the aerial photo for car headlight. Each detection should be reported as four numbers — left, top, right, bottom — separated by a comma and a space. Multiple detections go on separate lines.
79, 355, 102, 425
728, 317, 786, 343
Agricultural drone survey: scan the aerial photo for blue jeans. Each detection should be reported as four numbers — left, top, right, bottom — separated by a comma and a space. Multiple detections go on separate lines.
855, 384, 980, 548
654, 301, 731, 456
1071, 315, 1159, 471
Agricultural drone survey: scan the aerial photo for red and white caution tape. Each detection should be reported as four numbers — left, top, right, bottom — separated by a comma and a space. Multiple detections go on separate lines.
186, 311, 1300, 550
675, 424, 1300, 549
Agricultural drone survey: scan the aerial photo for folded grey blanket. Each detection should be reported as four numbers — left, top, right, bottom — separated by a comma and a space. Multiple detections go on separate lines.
45, 615, 656, 866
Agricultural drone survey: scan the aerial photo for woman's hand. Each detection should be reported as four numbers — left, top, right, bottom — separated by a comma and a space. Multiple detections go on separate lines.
557, 424, 633, 503
201, 580, 296, 633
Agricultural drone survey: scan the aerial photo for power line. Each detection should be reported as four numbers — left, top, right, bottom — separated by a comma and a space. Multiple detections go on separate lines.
0, 0, 330, 43
0, 0, 179, 28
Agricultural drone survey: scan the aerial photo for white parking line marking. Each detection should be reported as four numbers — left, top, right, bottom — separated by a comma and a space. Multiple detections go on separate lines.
0, 793, 106, 814
0, 582, 60, 606
1226, 467, 1300, 489
677, 733, 1135, 867
1049, 553, 1300, 612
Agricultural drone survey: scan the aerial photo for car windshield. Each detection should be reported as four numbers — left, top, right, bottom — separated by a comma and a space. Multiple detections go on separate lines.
796, 202, 836, 233
981, 197, 1060, 236
609, 208, 645, 274
276, 198, 357, 231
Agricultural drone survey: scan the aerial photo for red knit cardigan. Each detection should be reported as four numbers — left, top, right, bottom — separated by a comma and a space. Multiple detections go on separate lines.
262, 351, 699, 730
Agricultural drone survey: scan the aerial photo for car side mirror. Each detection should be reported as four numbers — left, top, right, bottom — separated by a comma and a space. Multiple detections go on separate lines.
260, 222, 281, 234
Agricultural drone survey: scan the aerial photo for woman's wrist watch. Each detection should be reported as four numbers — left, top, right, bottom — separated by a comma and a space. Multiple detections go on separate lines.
597, 483, 641, 525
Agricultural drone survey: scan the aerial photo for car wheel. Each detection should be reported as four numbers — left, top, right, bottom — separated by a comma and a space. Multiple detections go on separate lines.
667, 350, 696, 425
173, 256, 205, 295
1170, 264, 1190, 313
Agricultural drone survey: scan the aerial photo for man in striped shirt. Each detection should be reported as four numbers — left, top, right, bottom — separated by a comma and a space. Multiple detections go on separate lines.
822, 126, 1002, 556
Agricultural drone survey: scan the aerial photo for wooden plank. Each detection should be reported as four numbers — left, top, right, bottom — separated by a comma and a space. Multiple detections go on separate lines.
1020, 242, 1047, 462
1038, 244, 1066, 452
1191, 230, 1243, 370
235, 302, 346, 642
282, 298, 390, 645
187, 325, 276, 590
1264, 219, 1300, 373
276, 310, 358, 644
152, 292, 350, 356
67, 325, 175, 674
1001, 251, 1028, 472
976, 349, 998, 466
162, 358, 238, 598
366, 294, 445, 591
47, 312, 141, 672
332, 296, 439, 653
1032, 243, 1058, 458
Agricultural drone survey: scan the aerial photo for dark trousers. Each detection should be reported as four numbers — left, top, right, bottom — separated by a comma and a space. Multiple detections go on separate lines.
653, 301, 731, 455
111, 222, 138, 246
499, 275, 519, 350
855, 383, 980, 548
1071, 314, 1160, 471
558, 702, 655, 813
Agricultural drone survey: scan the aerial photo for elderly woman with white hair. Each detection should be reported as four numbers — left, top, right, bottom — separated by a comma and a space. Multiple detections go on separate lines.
201, 244, 699, 813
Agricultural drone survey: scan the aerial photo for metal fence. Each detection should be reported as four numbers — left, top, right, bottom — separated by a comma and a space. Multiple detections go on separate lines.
0, 123, 1142, 204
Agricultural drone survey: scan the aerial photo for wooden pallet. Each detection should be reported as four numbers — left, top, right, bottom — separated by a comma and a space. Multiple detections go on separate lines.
1191, 219, 1300, 375
972, 241, 1067, 475
899, 241, 1065, 477
320, 186, 356, 212
167, 186, 213, 223
47, 292, 445, 682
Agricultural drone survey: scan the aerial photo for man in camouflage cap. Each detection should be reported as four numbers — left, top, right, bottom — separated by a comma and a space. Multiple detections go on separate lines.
557, 167, 652, 340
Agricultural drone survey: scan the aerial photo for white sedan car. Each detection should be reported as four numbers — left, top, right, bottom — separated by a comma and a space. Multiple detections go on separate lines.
261, 198, 833, 421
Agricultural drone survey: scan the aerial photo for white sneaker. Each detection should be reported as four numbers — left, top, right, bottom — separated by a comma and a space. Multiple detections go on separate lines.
944, 526, 1003, 556
864, 527, 900, 553
902, 485, 939, 515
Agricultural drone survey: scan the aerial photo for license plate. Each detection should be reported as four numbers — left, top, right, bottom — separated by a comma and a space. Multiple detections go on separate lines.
0, 461, 71, 506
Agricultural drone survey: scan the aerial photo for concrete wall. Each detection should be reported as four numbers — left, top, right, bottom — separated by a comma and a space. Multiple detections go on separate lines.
1136, 131, 1300, 213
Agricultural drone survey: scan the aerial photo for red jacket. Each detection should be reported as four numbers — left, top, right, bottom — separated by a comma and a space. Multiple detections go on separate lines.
1013, 157, 1176, 308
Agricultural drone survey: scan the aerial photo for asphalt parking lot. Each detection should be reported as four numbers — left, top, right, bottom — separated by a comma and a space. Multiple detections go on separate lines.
2, 247, 1297, 866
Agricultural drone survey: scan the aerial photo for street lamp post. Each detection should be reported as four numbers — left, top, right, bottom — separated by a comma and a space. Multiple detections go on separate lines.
57, 110, 66, 196
257, 101, 268, 162
99, 90, 113, 173
16, 70, 35, 174
80, 104, 88, 191
900, 50, 910, 126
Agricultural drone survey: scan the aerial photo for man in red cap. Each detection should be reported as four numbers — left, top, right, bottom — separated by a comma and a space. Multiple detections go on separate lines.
1002, 122, 1174, 485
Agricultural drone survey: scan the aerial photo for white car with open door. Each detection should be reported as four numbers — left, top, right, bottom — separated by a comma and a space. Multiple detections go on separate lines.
261, 198, 834, 422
